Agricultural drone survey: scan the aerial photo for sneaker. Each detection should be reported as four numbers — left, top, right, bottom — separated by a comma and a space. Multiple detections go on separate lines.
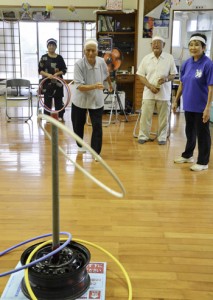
138, 139, 147, 144
158, 140, 166, 145
78, 146, 86, 153
190, 164, 208, 171
174, 156, 194, 164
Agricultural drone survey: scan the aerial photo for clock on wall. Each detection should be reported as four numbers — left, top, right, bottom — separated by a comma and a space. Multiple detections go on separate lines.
106, 0, 123, 11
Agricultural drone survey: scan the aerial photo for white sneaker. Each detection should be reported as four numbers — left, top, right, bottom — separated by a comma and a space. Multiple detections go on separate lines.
174, 156, 194, 164
190, 164, 208, 171
78, 146, 86, 153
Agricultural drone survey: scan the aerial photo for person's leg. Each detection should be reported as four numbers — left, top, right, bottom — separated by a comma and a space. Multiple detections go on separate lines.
54, 87, 65, 119
54, 96, 65, 119
88, 107, 103, 154
182, 111, 196, 158
71, 103, 87, 147
43, 93, 52, 116
138, 99, 155, 141
156, 100, 170, 142
196, 114, 211, 165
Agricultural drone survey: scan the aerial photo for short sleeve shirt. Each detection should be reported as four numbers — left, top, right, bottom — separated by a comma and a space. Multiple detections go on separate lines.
72, 56, 109, 109
136, 52, 177, 101
180, 54, 213, 112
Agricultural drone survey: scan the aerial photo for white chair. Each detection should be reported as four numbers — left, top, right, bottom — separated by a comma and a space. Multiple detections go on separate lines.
5, 79, 33, 122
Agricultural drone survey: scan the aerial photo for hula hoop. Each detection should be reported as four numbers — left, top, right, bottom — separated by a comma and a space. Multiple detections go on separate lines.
37, 114, 125, 198
38, 76, 71, 114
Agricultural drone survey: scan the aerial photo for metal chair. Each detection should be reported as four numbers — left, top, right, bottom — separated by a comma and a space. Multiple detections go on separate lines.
5, 79, 33, 122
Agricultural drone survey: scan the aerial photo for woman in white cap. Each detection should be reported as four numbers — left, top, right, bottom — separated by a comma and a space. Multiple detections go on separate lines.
38, 38, 67, 121
173, 33, 213, 171
71, 38, 113, 156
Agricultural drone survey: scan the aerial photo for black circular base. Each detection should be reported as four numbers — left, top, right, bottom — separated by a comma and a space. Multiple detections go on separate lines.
20, 241, 91, 300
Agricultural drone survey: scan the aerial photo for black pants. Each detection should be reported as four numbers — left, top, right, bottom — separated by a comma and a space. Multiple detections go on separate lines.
182, 111, 211, 165
71, 103, 103, 154
44, 92, 65, 118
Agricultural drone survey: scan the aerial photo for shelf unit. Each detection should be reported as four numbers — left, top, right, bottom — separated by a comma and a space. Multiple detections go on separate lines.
96, 10, 138, 111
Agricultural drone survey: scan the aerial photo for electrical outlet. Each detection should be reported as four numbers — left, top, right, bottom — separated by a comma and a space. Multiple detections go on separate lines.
192, 5, 206, 9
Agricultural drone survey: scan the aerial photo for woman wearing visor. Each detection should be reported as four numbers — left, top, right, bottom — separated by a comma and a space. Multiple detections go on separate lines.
173, 33, 213, 171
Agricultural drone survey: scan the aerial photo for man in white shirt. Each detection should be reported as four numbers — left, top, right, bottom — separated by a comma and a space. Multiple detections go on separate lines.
71, 39, 112, 155
136, 36, 177, 145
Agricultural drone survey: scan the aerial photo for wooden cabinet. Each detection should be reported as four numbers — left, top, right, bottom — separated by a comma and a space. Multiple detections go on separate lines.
135, 75, 144, 111
96, 10, 138, 111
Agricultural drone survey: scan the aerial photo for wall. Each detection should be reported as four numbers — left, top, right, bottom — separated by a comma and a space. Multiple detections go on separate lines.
0, 1, 138, 22
137, 0, 213, 66
0, 0, 137, 9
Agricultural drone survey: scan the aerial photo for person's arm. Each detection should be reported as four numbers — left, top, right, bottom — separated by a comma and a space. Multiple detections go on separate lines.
54, 56, 67, 77
138, 75, 160, 94
172, 81, 183, 113
158, 74, 176, 85
77, 83, 104, 92
203, 85, 213, 123
54, 70, 64, 77
40, 70, 54, 79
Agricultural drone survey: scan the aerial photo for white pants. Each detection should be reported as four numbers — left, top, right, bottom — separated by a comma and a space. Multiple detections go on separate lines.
138, 99, 170, 142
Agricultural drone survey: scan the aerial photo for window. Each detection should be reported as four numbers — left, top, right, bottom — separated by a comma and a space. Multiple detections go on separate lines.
0, 21, 21, 79
60, 21, 96, 79
172, 20, 181, 47
0, 20, 96, 81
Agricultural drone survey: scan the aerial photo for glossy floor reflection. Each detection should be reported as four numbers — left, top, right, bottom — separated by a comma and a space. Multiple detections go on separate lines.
1, 106, 213, 299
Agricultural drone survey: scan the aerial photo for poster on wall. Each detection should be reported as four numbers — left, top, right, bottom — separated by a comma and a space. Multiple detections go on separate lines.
143, 16, 154, 38
160, 0, 171, 19
106, 0, 123, 10
153, 19, 169, 39
143, 0, 171, 38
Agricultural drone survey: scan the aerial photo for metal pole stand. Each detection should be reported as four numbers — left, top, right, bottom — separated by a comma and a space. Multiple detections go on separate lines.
20, 122, 91, 300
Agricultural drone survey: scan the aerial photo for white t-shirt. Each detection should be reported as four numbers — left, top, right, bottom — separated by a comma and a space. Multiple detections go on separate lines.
136, 51, 177, 101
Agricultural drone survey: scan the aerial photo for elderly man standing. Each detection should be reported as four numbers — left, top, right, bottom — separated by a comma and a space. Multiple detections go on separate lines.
71, 39, 113, 155
136, 36, 177, 145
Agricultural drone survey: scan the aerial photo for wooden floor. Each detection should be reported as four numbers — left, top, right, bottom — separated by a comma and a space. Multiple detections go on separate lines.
1, 106, 213, 300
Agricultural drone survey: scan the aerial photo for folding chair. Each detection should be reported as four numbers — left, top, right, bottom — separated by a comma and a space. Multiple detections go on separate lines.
5, 79, 33, 122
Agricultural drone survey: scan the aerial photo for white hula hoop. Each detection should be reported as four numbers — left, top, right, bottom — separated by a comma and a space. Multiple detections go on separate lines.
37, 114, 125, 198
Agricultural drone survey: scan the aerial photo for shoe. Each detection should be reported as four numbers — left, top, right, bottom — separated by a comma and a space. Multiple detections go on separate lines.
78, 146, 86, 153
58, 117, 65, 122
138, 139, 147, 144
174, 156, 194, 164
190, 164, 208, 171
158, 140, 166, 145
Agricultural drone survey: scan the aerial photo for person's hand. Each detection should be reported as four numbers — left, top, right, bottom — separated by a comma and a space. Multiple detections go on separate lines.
95, 82, 104, 90
149, 84, 160, 94
47, 74, 54, 79
172, 101, 178, 113
108, 85, 113, 93
203, 107, 210, 123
